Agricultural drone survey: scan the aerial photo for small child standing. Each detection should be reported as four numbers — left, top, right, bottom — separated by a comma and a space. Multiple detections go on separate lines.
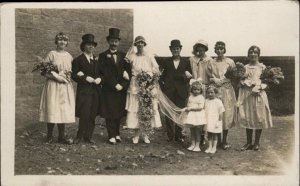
205, 86, 225, 154
183, 80, 206, 152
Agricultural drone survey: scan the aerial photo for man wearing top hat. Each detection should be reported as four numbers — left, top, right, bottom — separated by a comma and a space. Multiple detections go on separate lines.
72, 34, 102, 144
159, 39, 193, 142
98, 28, 131, 145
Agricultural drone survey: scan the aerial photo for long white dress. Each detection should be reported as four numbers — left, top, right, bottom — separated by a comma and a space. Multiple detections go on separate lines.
39, 50, 75, 124
125, 53, 162, 129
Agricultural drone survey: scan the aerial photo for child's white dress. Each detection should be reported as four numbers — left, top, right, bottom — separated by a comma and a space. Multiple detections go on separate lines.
205, 98, 225, 133
185, 94, 206, 126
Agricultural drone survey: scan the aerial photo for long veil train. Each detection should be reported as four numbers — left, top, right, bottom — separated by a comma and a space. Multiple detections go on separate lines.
156, 86, 187, 128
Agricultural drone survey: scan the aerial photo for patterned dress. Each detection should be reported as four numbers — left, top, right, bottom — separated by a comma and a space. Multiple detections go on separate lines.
208, 57, 237, 130
237, 63, 273, 129
125, 53, 162, 129
39, 50, 75, 123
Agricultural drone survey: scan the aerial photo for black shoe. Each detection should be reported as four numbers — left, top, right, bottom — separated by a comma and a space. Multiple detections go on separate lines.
175, 137, 184, 143
222, 143, 231, 150
167, 137, 174, 142
253, 144, 260, 151
58, 138, 71, 145
84, 139, 96, 144
45, 136, 53, 144
241, 143, 253, 151
73, 137, 82, 144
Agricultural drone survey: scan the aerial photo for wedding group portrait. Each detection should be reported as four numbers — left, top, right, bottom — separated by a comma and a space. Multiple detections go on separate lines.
1, 2, 299, 186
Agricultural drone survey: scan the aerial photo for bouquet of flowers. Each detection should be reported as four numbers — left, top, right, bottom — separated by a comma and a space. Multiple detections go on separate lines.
135, 70, 161, 136
250, 66, 284, 95
260, 66, 284, 85
32, 56, 72, 83
32, 56, 58, 75
224, 62, 247, 82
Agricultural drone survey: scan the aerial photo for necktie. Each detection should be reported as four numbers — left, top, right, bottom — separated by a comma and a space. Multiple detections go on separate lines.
111, 52, 117, 63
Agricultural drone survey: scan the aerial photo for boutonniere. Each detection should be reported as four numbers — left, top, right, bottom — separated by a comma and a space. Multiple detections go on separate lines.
107, 54, 111, 58
94, 56, 99, 61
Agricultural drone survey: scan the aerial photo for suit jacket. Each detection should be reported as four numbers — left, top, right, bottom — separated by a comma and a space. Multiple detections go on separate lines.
159, 56, 192, 107
71, 54, 102, 117
98, 49, 131, 119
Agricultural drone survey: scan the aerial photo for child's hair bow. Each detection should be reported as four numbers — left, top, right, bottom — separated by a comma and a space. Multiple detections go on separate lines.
189, 78, 203, 85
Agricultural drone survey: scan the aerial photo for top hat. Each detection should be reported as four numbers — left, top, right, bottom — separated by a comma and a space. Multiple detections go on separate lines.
80, 34, 97, 51
194, 40, 208, 51
134, 36, 147, 45
169, 39, 182, 48
81, 34, 97, 46
106, 28, 121, 40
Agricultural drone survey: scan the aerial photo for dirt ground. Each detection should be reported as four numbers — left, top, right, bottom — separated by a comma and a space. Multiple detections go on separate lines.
15, 115, 295, 175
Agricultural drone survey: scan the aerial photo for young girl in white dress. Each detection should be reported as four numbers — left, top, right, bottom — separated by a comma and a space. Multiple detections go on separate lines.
183, 80, 206, 152
205, 86, 225, 154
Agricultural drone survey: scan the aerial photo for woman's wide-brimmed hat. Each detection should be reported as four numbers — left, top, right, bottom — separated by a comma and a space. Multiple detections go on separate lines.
134, 36, 147, 45
106, 28, 121, 40
80, 34, 97, 51
169, 39, 182, 48
195, 40, 208, 51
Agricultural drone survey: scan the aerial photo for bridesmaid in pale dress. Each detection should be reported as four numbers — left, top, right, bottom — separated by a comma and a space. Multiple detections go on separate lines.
125, 36, 162, 144
208, 41, 237, 150
238, 46, 272, 151
189, 40, 213, 146
39, 32, 75, 144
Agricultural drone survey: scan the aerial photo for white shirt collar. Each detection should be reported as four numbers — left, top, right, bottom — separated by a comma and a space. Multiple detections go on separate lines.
83, 52, 93, 62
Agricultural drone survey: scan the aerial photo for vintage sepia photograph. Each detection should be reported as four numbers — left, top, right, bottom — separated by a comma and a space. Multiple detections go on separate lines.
1, 1, 299, 186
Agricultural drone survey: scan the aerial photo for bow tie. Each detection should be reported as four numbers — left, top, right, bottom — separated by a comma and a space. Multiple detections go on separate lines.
110, 51, 117, 55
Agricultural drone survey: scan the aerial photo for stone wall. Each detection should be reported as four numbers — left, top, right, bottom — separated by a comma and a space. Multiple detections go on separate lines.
15, 9, 133, 128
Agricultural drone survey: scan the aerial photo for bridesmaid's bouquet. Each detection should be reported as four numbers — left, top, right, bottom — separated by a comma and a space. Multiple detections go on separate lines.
136, 70, 161, 136
32, 56, 72, 82
31, 56, 58, 75
251, 66, 284, 94
224, 62, 247, 82
260, 66, 284, 85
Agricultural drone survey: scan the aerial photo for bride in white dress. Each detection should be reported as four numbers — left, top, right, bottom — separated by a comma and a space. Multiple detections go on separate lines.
125, 36, 162, 144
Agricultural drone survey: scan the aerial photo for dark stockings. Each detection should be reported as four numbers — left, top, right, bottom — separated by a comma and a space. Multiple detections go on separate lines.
46, 123, 65, 140
58, 124, 65, 140
47, 123, 55, 138
254, 129, 262, 145
246, 128, 253, 144
222, 129, 228, 144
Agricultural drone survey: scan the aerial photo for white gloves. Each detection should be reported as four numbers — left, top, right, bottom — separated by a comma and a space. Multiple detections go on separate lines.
86, 76, 95, 83
123, 71, 129, 80
77, 71, 84, 77
185, 71, 193, 78
115, 84, 123, 91
94, 78, 101, 85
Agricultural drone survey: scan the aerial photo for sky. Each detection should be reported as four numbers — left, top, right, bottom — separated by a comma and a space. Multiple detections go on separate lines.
134, 1, 299, 56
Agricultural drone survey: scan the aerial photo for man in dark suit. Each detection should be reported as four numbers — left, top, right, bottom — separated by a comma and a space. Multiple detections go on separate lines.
159, 39, 193, 142
98, 28, 131, 145
72, 34, 102, 144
